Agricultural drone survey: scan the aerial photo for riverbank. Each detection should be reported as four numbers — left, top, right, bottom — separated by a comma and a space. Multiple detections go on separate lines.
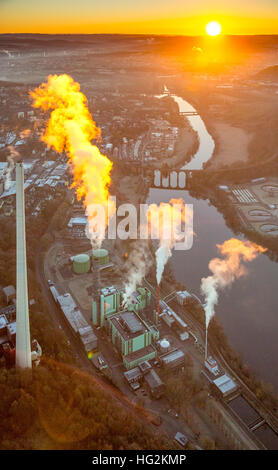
177, 83, 278, 171
156, 126, 199, 170
207, 121, 253, 170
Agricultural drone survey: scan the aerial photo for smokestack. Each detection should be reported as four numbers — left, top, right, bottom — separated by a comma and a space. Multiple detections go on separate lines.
205, 326, 208, 361
156, 285, 160, 315
15, 162, 32, 369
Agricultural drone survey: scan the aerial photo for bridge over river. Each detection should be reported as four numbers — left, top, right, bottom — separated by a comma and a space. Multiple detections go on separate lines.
153, 169, 194, 189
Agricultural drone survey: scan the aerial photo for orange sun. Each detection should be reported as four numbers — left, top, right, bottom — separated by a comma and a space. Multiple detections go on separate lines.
206, 21, 222, 36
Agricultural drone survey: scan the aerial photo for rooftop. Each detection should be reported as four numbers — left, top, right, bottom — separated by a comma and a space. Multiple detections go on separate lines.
124, 344, 156, 365
3, 285, 16, 297
7, 322, 16, 336
213, 374, 238, 396
161, 349, 185, 365
206, 356, 218, 367
100, 285, 118, 297
144, 369, 164, 390
138, 360, 152, 373
68, 216, 87, 227
110, 311, 146, 340
0, 314, 8, 329
57, 293, 88, 333
124, 367, 143, 383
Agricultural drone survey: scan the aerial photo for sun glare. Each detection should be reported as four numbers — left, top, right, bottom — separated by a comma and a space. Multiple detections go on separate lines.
206, 21, 222, 36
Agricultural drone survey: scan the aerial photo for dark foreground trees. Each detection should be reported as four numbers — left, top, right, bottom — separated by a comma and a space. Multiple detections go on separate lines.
0, 361, 173, 450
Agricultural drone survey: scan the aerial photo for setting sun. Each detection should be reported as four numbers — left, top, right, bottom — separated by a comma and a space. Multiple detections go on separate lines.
206, 21, 222, 36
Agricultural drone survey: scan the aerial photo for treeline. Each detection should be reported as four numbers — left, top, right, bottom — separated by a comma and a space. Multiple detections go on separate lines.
0, 362, 173, 450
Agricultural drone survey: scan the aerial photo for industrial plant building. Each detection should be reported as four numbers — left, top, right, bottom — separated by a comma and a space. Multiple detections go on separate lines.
205, 356, 220, 377
124, 367, 143, 391
92, 285, 151, 328
55, 292, 98, 354
92, 285, 159, 369
123, 361, 165, 398
160, 349, 185, 369
159, 299, 189, 339
108, 310, 157, 369
212, 374, 238, 399
144, 368, 165, 399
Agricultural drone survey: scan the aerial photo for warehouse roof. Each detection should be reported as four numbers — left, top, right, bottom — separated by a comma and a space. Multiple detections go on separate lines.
124, 367, 143, 383
144, 369, 164, 390
78, 325, 97, 352
57, 293, 88, 333
161, 349, 185, 366
213, 374, 237, 396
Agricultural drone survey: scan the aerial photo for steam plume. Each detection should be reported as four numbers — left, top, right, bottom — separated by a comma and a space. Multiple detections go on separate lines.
201, 238, 267, 332
122, 240, 152, 306
30, 74, 114, 247
3, 146, 19, 191
148, 199, 193, 285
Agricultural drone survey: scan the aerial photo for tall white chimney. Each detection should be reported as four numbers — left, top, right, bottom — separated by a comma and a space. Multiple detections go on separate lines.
15, 162, 32, 368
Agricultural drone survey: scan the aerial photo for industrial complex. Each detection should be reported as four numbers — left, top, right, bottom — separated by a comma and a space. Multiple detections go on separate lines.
2, 160, 277, 450
1, 44, 278, 451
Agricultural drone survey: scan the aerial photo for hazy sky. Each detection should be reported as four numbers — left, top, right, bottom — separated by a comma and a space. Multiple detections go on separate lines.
1, 0, 278, 34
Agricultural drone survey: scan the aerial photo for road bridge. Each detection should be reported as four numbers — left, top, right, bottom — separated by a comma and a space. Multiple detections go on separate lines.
180, 111, 199, 116
153, 169, 193, 189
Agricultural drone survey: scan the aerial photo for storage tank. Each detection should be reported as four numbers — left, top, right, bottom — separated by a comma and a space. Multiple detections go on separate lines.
92, 248, 109, 265
160, 338, 170, 352
73, 253, 91, 274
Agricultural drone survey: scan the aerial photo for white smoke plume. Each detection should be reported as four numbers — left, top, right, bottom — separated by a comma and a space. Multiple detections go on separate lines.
155, 242, 172, 286
122, 240, 152, 307
201, 238, 267, 330
148, 199, 193, 285
3, 146, 19, 191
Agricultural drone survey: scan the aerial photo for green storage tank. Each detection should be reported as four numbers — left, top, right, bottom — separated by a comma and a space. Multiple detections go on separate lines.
73, 253, 91, 274
92, 248, 109, 265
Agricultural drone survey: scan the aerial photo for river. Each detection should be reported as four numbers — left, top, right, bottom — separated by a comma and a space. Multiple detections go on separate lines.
148, 90, 278, 391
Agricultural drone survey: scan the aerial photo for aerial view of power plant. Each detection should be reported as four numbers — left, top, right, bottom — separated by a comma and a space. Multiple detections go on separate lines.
0, 0, 278, 461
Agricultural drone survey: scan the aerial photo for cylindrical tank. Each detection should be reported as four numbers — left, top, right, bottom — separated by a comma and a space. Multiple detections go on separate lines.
92, 248, 109, 265
160, 338, 170, 352
73, 253, 91, 274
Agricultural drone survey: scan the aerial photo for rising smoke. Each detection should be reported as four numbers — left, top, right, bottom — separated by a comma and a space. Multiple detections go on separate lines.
3, 145, 19, 191
201, 238, 267, 331
148, 199, 193, 285
30, 74, 114, 248
122, 199, 192, 303
122, 240, 153, 306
